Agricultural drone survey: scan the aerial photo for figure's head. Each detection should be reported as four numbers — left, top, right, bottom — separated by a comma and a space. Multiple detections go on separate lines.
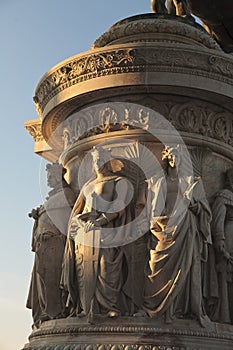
91, 146, 112, 174
46, 161, 66, 188
162, 145, 181, 168
91, 145, 124, 174
225, 168, 233, 190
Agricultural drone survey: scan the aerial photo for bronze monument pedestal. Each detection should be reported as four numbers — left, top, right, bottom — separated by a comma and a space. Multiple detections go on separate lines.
24, 317, 233, 350
24, 14, 233, 350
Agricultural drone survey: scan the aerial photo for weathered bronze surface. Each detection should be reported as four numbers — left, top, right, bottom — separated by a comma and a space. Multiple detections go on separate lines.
24, 11, 233, 350
26, 162, 76, 328
212, 169, 233, 324
151, 0, 233, 52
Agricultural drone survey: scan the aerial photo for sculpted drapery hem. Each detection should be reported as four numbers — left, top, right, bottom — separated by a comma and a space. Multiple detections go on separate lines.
143, 175, 212, 323
60, 173, 137, 316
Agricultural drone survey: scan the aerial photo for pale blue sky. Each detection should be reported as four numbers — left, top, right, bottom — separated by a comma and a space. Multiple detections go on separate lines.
0, 1, 151, 349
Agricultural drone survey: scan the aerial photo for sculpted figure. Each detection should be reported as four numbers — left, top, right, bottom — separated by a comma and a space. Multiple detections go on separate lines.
150, 0, 233, 52
140, 146, 212, 326
151, 0, 190, 17
61, 146, 136, 318
212, 168, 233, 324
186, 0, 233, 52
26, 162, 76, 328
150, 0, 167, 14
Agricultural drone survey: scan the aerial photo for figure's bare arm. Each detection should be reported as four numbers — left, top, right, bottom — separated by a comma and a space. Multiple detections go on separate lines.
88, 178, 130, 228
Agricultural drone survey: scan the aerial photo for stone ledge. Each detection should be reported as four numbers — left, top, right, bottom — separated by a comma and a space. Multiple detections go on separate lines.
92, 13, 219, 49
22, 317, 233, 350
34, 43, 233, 121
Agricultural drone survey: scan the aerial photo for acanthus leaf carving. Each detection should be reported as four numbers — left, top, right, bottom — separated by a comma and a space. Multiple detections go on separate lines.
34, 44, 233, 118
25, 120, 44, 143
35, 49, 136, 112
168, 102, 233, 146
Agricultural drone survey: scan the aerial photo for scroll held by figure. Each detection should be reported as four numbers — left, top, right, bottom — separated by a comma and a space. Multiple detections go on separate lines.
26, 162, 76, 329
137, 145, 212, 327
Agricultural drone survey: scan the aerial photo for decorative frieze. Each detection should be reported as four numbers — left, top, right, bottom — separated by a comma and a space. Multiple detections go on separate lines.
23, 345, 197, 350
92, 15, 219, 50
34, 49, 136, 116
61, 101, 233, 150
33, 45, 233, 118
168, 102, 233, 146
23, 321, 233, 350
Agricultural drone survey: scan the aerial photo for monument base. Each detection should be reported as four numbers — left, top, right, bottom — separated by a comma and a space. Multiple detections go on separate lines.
22, 317, 233, 350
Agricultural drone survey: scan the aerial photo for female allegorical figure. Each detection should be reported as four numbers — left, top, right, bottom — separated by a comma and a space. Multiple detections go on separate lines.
61, 146, 135, 318
141, 146, 212, 327
212, 168, 233, 324
27, 163, 76, 328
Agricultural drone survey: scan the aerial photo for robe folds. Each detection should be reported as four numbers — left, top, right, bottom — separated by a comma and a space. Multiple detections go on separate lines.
143, 175, 212, 322
27, 184, 76, 327
212, 189, 233, 323
61, 174, 148, 316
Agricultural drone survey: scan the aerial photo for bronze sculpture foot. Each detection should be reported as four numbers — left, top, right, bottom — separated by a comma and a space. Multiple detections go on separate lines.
133, 310, 147, 317
77, 310, 86, 318
107, 310, 120, 318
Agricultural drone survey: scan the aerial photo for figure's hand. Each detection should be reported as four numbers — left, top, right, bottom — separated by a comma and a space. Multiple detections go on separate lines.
69, 226, 78, 239
84, 221, 95, 233
28, 207, 40, 219
69, 216, 81, 239
85, 219, 102, 230
84, 216, 108, 233
215, 239, 226, 255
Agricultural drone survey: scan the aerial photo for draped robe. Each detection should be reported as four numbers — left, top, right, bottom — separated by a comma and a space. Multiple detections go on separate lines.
143, 175, 212, 324
61, 174, 139, 316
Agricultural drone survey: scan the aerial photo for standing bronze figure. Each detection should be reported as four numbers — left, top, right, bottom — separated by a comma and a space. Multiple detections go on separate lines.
61, 146, 135, 318
141, 146, 212, 327
212, 168, 233, 324
150, 0, 190, 17
26, 162, 76, 328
